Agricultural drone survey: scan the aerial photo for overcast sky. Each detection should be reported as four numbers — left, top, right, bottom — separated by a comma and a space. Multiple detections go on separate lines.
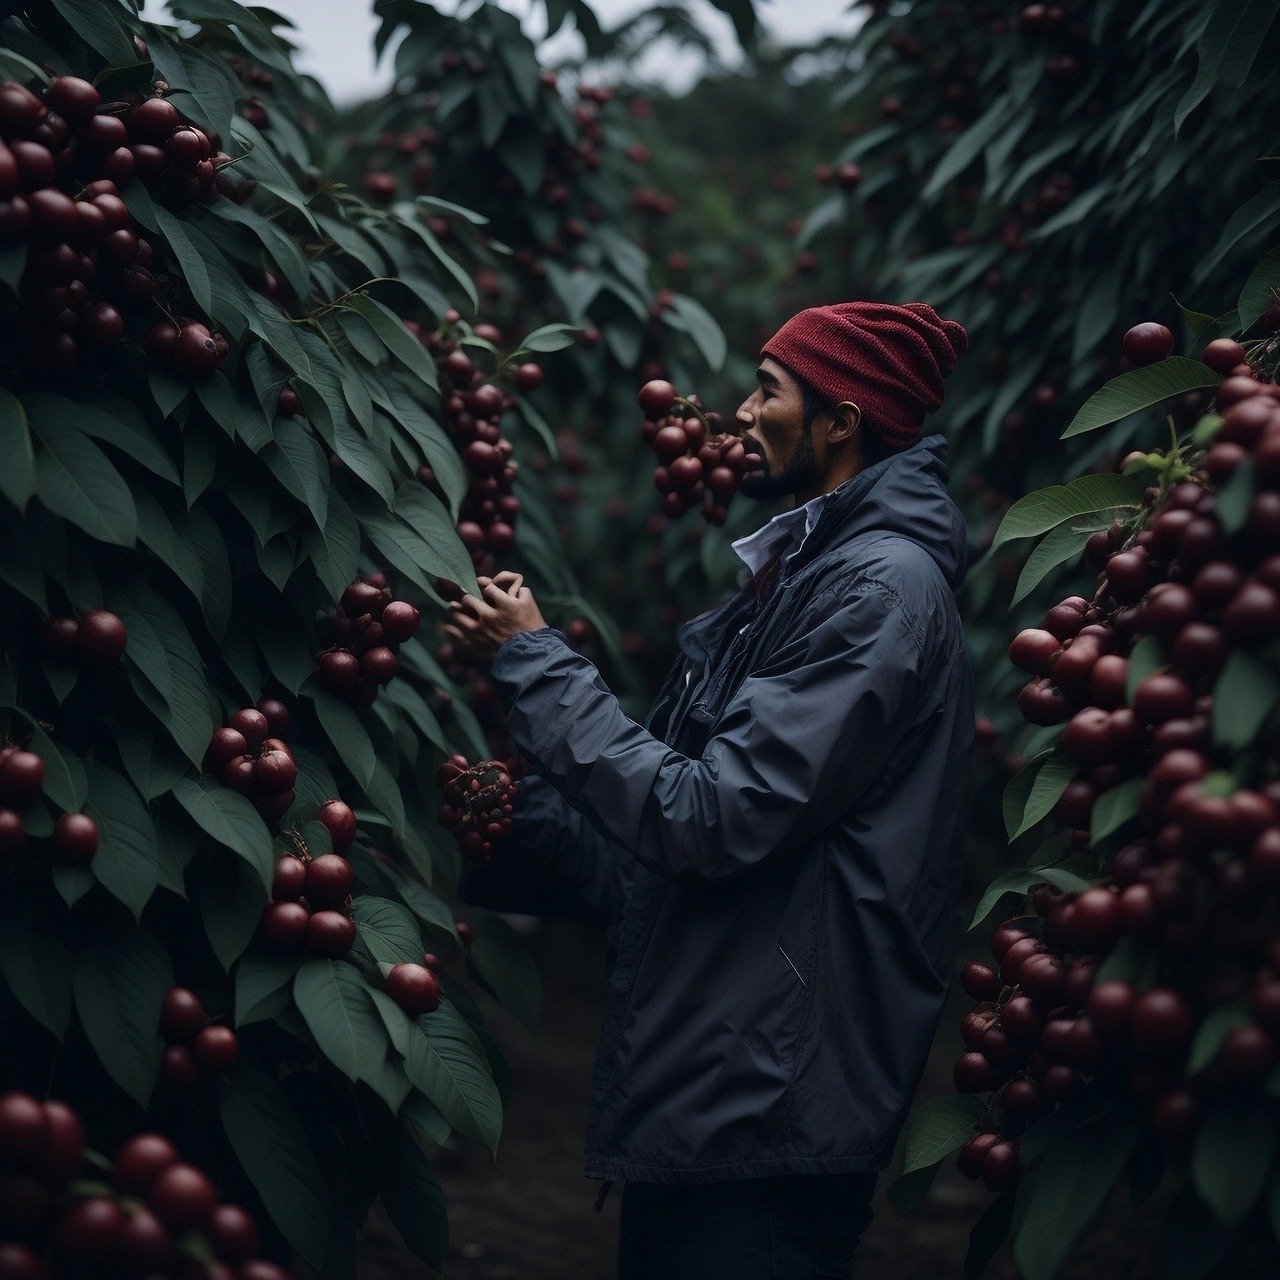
229, 0, 861, 103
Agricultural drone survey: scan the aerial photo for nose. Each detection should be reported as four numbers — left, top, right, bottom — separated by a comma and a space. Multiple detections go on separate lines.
735, 395, 754, 430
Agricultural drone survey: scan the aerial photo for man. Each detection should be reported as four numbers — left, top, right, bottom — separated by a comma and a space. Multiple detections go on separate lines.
444, 301, 974, 1280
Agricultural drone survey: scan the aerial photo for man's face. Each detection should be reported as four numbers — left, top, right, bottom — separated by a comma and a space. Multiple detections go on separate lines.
734, 357, 820, 501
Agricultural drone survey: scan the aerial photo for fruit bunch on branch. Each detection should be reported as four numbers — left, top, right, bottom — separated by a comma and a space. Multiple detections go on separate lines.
435, 754, 518, 864
895, 278, 1280, 1275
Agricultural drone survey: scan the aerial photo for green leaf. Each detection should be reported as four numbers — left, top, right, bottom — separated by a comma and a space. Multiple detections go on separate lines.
152, 206, 213, 316
1011, 519, 1099, 606
518, 322, 580, 353
1189, 997, 1250, 1081
1089, 777, 1144, 845
1194, 180, 1280, 288
201, 857, 267, 971
1008, 750, 1078, 840
900, 1094, 986, 1175
0, 387, 36, 512
312, 691, 376, 790
171, 775, 274, 891
400, 1091, 453, 1146
399, 998, 502, 1153
1011, 1113, 1140, 1280
993, 474, 1145, 549
343, 294, 439, 389
466, 913, 541, 1033
264, 418, 328, 529
72, 923, 172, 1108
213, 201, 311, 303
1175, 0, 1280, 133
219, 1069, 330, 1274
921, 97, 1010, 199
26, 395, 137, 547
84, 762, 162, 921
353, 896, 423, 965
1036, 865, 1095, 894
1192, 1094, 1277, 1223
667, 295, 727, 372
234, 952, 301, 1027
1127, 635, 1166, 702
48, 0, 135, 63
0, 911, 73, 1039
294, 960, 406, 1107
377, 1124, 448, 1272
1212, 649, 1280, 749
1061, 359, 1221, 439
80, 396, 180, 488
964, 1190, 1015, 1280
1215, 454, 1255, 534
970, 867, 1039, 932
1239, 250, 1280, 333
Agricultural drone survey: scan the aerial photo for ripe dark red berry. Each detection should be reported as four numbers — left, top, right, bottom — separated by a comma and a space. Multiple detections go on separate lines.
385, 963, 442, 1017
55, 1196, 123, 1262
193, 1025, 239, 1073
638, 379, 678, 418
1122, 322, 1173, 366
305, 853, 353, 907
51, 813, 98, 865
113, 1133, 180, 1194
259, 901, 308, 952
229, 708, 269, 748
76, 609, 127, 663
147, 1162, 218, 1231
0, 1093, 48, 1167
208, 1203, 260, 1263
317, 800, 357, 854
160, 987, 207, 1042
305, 910, 356, 957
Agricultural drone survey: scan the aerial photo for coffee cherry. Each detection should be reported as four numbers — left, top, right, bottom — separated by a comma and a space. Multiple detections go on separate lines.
254, 697, 290, 735
271, 855, 306, 902
1122, 323, 1173, 366
319, 649, 359, 693
51, 812, 98, 865
193, 1025, 239, 1073
113, 1133, 180, 1194
317, 799, 357, 854
229, 708, 269, 749
118, 1206, 174, 1271
41, 614, 79, 661
255, 749, 297, 796
638, 379, 678, 417
259, 901, 308, 952
1132, 987, 1194, 1057
0, 1242, 42, 1279
130, 96, 180, 144
514, 362, 543, 392
652, 425, 689, 464
55, 1196, 123, 1262
982, 1141, 1021, 1191
0, 1092, 48, 1166
1201, 338, 1246, 375
148, 1162, 218, 1231
956, 1132, 999, 1180
40, 1100, 84, 1182
380, 600, 420, 642
954, 1051, 1001, 1092
360, 645, 399, 685
209, 1203, 260, 1263
305, 853, 353, 907
960, 961, 1001, 1000
305, 910, 356, 957
385, 963, 442, 1017
170, 322, 220, 380
160, 987, 207, 1042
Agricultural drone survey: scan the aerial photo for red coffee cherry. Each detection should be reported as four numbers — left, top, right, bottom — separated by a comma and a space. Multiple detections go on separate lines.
147, 1162, 218, 1231
51, 813, 98, 865
0, 1092, 49, 1167
160, 987, 207, 1042
317, 800, 357, 854
385, 963, 443, 1017
304, 854, 353, 907
113, 1133, 180, 1194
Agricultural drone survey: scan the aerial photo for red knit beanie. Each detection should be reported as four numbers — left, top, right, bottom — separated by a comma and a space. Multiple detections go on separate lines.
761, 301, 969, 450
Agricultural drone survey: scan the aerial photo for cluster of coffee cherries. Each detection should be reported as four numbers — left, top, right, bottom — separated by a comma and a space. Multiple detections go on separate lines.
142, 314, 229, 382
0, 1091, 292, 1279
256, 800, 358, 958
409, 315, 534, 576
638, 379, 749, 525
0, 743, 99, 868
204, 699, 295, 825
435, 754, 517, 863
157, 987, 238, 1090
316, 572, 421, 708
0, 78, 231, 376
40, 608, 128, 667
952, 341, 1280, 1191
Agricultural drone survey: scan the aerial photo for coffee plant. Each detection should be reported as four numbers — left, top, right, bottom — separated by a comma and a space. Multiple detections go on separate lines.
890, 230, 1280, 1276
0, 0, 600, 1272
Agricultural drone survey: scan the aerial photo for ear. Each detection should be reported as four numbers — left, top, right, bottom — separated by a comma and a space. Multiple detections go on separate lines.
828, 401, 861, 444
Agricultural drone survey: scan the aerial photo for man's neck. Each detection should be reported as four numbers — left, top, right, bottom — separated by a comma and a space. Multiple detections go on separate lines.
792, 464, 863, 506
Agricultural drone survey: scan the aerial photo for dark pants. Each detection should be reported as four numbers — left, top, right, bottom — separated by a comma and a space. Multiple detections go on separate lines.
617, 1172, 877, 1280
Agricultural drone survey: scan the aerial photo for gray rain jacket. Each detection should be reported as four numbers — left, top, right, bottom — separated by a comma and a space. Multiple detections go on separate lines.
459, 434, 973, 1185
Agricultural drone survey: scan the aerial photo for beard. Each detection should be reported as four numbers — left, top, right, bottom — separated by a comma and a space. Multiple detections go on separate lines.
737, 426, 817, 501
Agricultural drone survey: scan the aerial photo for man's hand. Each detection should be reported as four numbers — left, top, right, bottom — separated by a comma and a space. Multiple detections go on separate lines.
441, 571, 548, 665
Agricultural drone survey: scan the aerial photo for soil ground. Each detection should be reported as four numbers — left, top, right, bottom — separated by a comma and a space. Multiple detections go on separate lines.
355, 922, 1262, 1280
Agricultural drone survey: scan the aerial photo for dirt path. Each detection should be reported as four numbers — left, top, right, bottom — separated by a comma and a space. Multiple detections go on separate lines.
355, 922, 1259, 1280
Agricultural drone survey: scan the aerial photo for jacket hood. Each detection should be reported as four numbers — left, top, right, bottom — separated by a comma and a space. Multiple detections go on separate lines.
792, 434, 969, 590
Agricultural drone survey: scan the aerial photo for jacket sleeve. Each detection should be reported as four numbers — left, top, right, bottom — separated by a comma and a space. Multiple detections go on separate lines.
488, 599, 924, 886
456, 767, 630, 926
